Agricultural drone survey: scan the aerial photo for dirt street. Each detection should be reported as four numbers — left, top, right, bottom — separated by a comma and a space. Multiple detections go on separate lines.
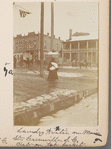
14, 67, 98, 103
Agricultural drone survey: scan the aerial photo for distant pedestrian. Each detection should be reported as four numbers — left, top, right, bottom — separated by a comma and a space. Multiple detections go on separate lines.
27, 57, 30, 67
47, 58, 58, 81
84, 59, 87, 68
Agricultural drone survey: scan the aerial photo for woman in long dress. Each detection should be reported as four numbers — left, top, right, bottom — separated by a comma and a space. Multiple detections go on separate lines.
47, 58, 58, 81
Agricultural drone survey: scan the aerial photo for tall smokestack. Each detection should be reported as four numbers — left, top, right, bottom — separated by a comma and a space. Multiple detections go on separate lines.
69, 29, 72, 40
51, 2, 54, 51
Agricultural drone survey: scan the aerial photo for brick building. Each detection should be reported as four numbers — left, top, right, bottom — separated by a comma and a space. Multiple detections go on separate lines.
13, 32, 62, 61
62, 30, 99, 67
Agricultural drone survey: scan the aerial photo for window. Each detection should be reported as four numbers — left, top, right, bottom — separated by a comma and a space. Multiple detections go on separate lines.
64, 53, 70, 59
92, 52, 96, 63
80, 41, 87, 49
63, 44, 66, 49
88, 41, 96, 48
71, 42, 78, 49
66, 43, 70, 49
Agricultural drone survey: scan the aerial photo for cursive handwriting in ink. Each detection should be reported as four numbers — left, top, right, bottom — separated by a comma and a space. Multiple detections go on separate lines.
16, 141, 34, 147
47, 141, 57, 146
83, 130, 102, 136
13, 128, 101, 147
46, 128, 69, 135
13, 135, 25, 141
72, 130, 102, 136
26, 135, 62, 143
2, 138, 7, 144
5, 62, 10, 65
62, 136, 71, 146
72, 131, 82, 134
72, 136, 78, 144
17, 127, 44, 137
4, 63, 13, 77
78, 142, 86, 147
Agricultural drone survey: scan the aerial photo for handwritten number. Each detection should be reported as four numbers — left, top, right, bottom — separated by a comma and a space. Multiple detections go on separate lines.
4, 67, 7, 77
3, 63, 13, 77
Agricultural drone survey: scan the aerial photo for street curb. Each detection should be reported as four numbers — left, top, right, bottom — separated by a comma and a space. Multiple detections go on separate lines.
14, 88, 98, 126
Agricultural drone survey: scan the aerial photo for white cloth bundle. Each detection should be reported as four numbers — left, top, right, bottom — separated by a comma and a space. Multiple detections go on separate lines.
49, 62, 58, 70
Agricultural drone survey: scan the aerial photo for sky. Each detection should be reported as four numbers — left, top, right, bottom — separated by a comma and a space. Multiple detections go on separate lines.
13, 2, 98, 41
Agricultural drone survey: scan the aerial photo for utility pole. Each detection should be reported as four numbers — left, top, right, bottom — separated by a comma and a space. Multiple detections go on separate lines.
40, 2, 44, 76
51, 2, 54, 51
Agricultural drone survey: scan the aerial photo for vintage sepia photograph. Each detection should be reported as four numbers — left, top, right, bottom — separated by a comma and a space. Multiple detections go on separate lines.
13, 2, 99, 126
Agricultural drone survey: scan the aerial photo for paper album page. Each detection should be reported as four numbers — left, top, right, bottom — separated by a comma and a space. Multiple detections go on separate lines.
0, 0, 109, 147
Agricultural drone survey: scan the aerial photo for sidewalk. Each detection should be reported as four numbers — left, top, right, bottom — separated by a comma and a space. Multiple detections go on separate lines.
14, 87, 98, 126
38, 93, 98, 127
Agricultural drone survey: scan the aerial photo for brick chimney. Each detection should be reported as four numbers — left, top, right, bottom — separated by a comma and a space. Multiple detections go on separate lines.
69, 29, 72, 40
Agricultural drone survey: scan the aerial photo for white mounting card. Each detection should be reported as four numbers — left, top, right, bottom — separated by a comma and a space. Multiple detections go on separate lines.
0, 0, 109, 147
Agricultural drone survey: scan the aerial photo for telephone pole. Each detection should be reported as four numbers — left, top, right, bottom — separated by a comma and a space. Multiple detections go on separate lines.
51, 2, 54, 51
40, 2, 44, 76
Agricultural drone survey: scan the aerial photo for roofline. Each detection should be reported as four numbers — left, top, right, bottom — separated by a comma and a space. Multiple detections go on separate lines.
62, 39, 99, 43
14, 33, 63, 41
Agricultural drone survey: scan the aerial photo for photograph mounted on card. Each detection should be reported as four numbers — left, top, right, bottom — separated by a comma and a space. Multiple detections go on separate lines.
0, 0, 109, 147
13, 1, 99, 127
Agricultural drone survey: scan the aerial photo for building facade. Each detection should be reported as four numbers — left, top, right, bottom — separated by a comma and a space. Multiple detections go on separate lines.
13, 32, 62, 61
62, 31, 99, 67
